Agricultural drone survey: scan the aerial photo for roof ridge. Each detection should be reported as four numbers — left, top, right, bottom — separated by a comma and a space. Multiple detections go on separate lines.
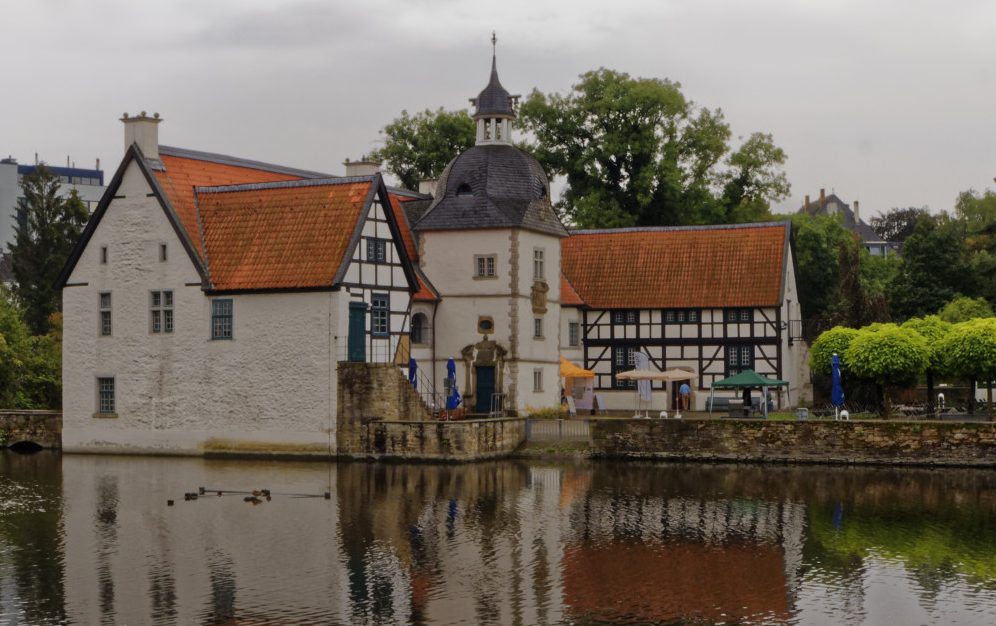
159, 145, 331, 179
195, 176, 375, 194
570, 221, 789, 235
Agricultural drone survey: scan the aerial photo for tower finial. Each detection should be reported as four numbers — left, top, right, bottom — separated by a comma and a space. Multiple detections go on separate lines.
491, 31, 497, 56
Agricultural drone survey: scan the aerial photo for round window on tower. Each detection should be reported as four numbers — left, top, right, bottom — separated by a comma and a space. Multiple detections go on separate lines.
478, 317, 495, 334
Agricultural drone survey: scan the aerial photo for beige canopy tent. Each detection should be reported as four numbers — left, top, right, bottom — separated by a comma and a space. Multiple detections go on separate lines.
615, 368, 697, 417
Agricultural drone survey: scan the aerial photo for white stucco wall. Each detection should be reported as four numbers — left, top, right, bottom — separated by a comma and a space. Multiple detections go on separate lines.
62, 159, 338, 455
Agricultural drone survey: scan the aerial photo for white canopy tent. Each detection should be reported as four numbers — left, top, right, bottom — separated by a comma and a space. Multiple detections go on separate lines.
616, 368, 697, 417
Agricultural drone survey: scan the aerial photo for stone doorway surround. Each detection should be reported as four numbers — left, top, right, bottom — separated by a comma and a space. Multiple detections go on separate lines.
461, 336, 508, 411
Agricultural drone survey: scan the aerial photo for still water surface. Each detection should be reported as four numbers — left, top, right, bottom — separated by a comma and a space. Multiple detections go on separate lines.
1, 452, 996, 625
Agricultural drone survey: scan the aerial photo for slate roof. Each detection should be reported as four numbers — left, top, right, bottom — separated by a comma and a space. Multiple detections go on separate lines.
799, 193, 882, 243
561, 222, 790, 309
414, 144, 568, 238
472, 55, 516, 118
194, 178, 373, 291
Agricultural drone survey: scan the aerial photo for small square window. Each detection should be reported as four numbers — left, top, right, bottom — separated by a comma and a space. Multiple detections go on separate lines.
740, 309, 751, 322
97, 377, 115, 413
677, 311, 686, 323
665, 311, 675, 323
626, 311, 637, 324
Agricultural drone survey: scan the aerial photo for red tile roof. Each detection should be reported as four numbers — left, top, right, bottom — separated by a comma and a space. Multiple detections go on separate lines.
560, 273, 584, 306
389, 193, 440, 302
561, 223, 788, 309
195, 180, 371, 291
154, 152, 304, 260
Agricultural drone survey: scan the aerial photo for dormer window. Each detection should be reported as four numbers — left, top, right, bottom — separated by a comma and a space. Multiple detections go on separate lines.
456, 183, 473, 197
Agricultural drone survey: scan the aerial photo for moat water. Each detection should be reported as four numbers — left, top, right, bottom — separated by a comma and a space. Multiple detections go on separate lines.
1, 452, 996, 625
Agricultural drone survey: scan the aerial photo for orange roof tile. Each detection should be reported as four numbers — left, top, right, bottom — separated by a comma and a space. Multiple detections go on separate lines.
561, 223, 788, 309
387, 193, 418, 262
154, 152, 304, 259
560, 273, 584, 306
195, 180, 372, 291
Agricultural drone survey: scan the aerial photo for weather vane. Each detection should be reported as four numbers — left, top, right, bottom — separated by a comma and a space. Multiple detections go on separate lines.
492, 31, 497, 55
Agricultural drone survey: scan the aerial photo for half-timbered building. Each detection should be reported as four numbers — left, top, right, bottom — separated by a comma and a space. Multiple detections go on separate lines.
560, 223, 810, 410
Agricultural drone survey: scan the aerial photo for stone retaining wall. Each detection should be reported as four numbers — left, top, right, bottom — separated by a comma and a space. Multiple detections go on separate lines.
338, 417, 526, 461
590, 418, 996, 466
0, 410, 62, 449
338, 362, 434, 423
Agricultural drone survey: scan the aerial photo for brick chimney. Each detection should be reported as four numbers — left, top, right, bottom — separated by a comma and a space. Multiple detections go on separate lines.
343, 158, 379, 177
819, 188, 826, 206
121, 111, 162, 160
804, 194, 810, 210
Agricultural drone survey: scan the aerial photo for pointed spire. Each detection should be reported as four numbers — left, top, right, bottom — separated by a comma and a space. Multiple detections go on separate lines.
472, 31, 516, 120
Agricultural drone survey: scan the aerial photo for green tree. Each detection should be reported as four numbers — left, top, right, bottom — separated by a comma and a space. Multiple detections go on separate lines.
901, 315, 952, 406
370, 108, 476, 191
9, 165, 89, 334
888, 213, 973, 320
790, 213, 850, 321
937, 296, 994, 323
517, 69, 789, 227
869, 206, 928, 242
938, 318, 996, 417
954, 188, 996, 236
829, 233, 890, 327
0, 289, 61, 409
809, 326, 860, 375
844, 324, 929, 418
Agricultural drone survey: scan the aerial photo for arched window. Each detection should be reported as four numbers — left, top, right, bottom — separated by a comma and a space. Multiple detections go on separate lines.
456, 183, 473, 197
411, 312, 428, 345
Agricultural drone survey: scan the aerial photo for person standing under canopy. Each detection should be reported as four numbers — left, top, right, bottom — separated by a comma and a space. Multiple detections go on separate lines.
679, 382, 691, 410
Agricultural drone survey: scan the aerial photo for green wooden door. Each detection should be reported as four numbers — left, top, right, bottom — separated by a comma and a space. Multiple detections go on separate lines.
348, 302, 367, 362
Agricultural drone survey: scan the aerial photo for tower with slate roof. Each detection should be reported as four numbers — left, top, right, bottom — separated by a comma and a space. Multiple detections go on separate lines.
410, 36, 568, 415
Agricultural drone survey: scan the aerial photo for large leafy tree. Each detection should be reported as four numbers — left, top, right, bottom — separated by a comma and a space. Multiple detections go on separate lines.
10, 165, 89, 334
938, 318, 996, 417
517, 69, 789, 227
0, 289, 61, 409
888, 213, 973, 320
369, 108, 476, 191
901, 315, 952, 405
844, 324, 929, 418
937, 296, 993, 323
869, 206, 928, 243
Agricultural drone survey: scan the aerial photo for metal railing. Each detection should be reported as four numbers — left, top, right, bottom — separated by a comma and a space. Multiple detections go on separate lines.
525, 419, 592, 443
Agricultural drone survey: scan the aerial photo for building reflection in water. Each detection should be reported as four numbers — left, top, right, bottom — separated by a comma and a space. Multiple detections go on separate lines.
2, 454, 995, 624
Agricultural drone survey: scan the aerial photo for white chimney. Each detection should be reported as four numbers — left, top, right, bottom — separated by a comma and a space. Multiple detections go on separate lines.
418, 178, 438, 196
853, 200, 860, 222
343, 158, 380, 177
121, 111, 162, 160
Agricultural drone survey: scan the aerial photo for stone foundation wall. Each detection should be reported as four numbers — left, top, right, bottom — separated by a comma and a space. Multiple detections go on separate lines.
338, 417, 526, 461
0, 411, 62, 449
590, 418, 996, 466
337, 362, 434, 423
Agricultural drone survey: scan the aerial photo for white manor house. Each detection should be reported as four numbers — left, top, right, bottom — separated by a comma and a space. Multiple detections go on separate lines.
58, 56, 810, 454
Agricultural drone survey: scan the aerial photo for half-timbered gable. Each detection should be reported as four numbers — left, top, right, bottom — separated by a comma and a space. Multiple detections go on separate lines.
561, 222, 809, 410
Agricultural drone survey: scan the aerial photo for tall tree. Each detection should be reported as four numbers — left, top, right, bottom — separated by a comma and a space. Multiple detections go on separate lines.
517, 69, 789, 228
844, 324, 929, 418
789, 213, 849, 321
901, 315, 952, 406
938, 318, 996, 417
9, 165, 89, 334
887, 213, 973, 320
370, 108, 476, 191
869, 206, 928, 242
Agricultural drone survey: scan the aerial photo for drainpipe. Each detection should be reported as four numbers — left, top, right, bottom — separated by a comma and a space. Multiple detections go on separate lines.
431, 300, 439, 406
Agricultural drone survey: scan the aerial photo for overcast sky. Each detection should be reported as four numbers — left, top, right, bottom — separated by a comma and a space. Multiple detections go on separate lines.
2, 0, 994, 218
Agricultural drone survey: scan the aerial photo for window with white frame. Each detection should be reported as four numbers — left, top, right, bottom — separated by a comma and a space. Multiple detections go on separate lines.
533, 248, 545, 280
568, 321, 580, 347
534, 317, 543, 339
211, 299, 233, 340
99, 292, 111, 336
371, 293, 390, 336
533, 368, 543, 392
366, 238, 388, 263
726, 344, 754, 376
475, 255, 496, 278
150, 290, 174, 333
97, 377, 115, 413
613, 346, 636, 388
726, 308, 753, 323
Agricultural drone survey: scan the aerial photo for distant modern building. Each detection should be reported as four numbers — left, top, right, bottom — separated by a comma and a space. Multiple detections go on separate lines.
0, 157, 105, 252
799, 188, 897, 256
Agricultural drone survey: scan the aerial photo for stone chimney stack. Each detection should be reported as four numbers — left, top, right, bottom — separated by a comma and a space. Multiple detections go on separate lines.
343, 158, 380, 177
819, 188, 826, 206
804, 194, 810, 209
121, 112, 162, 160
418, 179, 438, 196
853, 200, 860, 222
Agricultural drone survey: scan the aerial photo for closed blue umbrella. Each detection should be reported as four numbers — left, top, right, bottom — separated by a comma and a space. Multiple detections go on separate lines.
446, 358, 461, 410
831, 353, 845, 419
408, 357, 417, 389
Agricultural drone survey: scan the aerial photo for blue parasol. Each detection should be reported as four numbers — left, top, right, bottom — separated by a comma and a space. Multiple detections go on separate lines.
831, 353, 845, 414
446, 358, 461, 410
408, 357, 417, 389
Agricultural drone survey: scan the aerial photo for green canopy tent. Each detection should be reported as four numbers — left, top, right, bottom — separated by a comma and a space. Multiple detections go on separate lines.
708, 369, 789, 418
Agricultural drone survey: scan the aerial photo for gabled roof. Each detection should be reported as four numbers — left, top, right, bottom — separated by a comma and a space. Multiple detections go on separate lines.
194, 177, 375, 291
561, 273, 583, 307
799, 193, 882, 243
561, 222, 790, 309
